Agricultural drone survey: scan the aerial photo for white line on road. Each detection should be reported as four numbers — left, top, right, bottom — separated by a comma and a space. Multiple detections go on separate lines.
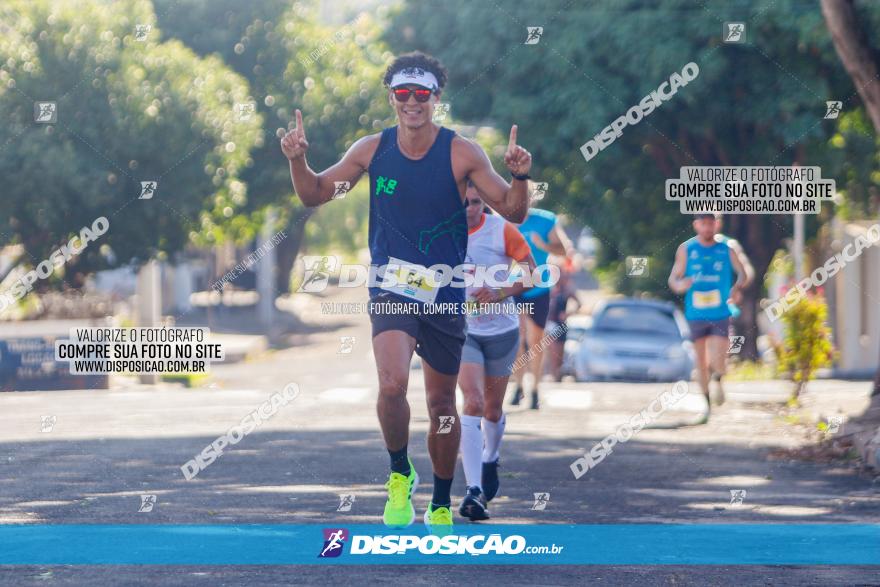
319, 387, 374, 404
542, 389, 594, 409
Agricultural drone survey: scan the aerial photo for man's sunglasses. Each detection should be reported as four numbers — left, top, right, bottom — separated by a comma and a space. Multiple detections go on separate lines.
392, 87, 434, 103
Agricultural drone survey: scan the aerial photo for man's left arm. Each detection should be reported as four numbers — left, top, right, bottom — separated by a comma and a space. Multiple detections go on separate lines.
728, 238, 754, 301
462, 125, 531, 224
533, 222, 573, 257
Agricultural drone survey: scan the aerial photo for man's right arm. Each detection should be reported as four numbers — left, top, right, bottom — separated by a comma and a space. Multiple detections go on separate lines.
281, 109, 378, 207
668, 244, 692, 294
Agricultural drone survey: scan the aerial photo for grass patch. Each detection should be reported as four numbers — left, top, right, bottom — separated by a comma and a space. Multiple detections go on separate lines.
725, 360, 777, 381
161, 372, 211, 388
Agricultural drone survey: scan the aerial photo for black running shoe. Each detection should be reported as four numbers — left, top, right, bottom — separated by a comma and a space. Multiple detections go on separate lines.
510, 386, 524, 406
458, 486, 489, 521
482, 459, 500, 501
530, 389, 540, 410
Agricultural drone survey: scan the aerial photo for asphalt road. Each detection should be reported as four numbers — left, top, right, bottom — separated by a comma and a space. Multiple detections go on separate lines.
1, 290, 878, 585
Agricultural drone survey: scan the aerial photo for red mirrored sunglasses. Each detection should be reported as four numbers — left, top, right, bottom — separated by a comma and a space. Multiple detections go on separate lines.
392, 87, 434, 103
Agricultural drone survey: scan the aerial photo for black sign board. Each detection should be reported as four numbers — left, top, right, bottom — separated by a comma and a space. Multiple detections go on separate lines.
0, 337, 108, 391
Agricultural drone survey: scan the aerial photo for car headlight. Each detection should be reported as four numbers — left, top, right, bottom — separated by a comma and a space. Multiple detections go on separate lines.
664, 345, 686, 360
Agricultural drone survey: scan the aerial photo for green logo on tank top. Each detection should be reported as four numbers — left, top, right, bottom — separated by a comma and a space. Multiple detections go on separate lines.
375, 176, 398, 196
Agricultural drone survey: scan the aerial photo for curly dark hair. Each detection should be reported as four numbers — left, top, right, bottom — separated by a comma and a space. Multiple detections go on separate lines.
382, 51, 448, 90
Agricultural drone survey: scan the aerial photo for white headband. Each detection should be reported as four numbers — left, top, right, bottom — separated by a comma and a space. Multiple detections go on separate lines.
389, 67, 439, 92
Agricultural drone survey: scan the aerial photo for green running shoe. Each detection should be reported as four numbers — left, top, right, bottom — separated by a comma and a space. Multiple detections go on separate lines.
423, 503, 453, 536
383, 458, 418, 527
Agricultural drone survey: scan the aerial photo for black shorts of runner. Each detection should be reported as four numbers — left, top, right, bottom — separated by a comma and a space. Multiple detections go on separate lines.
368, 292, 466, 376
514, 291, 551, 329
688, 318, 730, 341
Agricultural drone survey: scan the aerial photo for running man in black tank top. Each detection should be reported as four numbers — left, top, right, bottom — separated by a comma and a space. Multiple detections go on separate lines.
281, 52, 532, 532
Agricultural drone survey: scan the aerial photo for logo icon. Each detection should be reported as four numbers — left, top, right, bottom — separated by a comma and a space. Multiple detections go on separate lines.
338, 336, 355, 354
139, 181, 157, 200
298, 256, 338, 293
729, 489, 747, 506
626, 256, 649, 277
319, 528, 348, 558
532, 492, 550, 510
826, 415, 844, 434
728, 335, 745, 354
400, 67, 426, 78
336, 494, 355, 512
40, 415, 56, 433
824, 101, 842, 120
236, 102, 256, 121
723, 23, 745, 43
139, 494, 157, 513
332, 181, 351, 200
437, 415, 456, 434
134, 24, 152, 41
375, 176, 398, 196
525, 27, 544, 45
432, 102, 450, 123
529, 182, 548, 202
34, 102, 57, 123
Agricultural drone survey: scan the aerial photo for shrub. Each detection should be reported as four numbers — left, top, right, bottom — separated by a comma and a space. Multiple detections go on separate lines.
776, 293, 834, 402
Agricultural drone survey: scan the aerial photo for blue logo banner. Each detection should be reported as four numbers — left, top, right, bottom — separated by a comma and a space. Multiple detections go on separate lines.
0, 524, 877, 565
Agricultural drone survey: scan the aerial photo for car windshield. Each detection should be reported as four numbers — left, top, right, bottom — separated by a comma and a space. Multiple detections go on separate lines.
594, 305, 679, 336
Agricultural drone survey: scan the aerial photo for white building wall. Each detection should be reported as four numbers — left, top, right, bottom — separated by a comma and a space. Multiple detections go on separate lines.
831, 222, 880, 376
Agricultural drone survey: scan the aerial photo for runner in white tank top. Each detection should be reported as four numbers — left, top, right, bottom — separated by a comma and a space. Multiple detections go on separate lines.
457, 183, 536, 521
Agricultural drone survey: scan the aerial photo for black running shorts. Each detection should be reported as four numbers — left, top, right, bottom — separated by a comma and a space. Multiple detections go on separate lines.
368, 292, 467, 376
514, 290, 551, 329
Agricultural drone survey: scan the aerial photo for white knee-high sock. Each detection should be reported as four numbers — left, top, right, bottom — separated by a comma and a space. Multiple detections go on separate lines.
460, 415, 483, 489
482, 413, 506, 463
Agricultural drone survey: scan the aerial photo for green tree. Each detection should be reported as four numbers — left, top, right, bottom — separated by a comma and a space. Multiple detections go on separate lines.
820, 0, 880, 395
154, 0, 392, 293
385, 0, 867, 359
0, 0, 261, 289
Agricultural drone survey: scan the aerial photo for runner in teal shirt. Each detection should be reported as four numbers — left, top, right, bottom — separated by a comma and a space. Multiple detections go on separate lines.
669, 213, 753, 422
511, 206, 573, 409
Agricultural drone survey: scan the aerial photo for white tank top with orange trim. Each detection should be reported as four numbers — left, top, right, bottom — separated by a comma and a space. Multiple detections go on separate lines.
464, 213, 521, 336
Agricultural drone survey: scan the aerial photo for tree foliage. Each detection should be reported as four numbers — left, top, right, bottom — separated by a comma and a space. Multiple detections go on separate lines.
385, 0, 877, 358
0, 0, 261, 286
154, 0, 393, 290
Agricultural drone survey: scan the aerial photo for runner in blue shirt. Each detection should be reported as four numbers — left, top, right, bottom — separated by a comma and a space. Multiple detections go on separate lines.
511, 205, 573, 409
668, 213, 753, 422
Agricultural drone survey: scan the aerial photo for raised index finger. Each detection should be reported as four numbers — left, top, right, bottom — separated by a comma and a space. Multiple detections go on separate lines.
295, 109, 305, 137
508, 124, 517, 151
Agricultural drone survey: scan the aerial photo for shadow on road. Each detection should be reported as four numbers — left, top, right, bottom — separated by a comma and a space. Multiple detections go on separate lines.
2, 427, 876, 526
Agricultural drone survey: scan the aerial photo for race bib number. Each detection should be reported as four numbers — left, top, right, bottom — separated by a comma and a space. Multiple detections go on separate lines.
692, 289, 722, 309
381, 256, 439, 304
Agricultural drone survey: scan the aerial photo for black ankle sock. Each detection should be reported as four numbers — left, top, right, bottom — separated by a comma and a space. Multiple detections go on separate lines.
431, 474, 453, 509
388, 446, 410, 476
